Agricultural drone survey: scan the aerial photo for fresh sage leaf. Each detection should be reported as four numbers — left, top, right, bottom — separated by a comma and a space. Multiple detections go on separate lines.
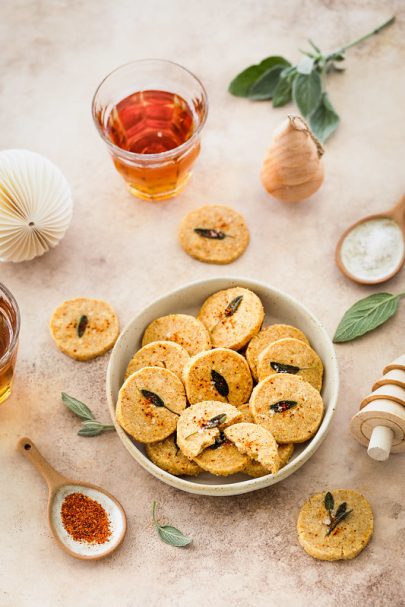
272, 73, 293, 107
248, 65, 288, 100
270, 362, 300, 374
292, 71, 322, 117
309, 93, 340, 142
297, 55, 315, 75
324, 491, 334, 513
152, 501, 192, 547
224, 295, 243, 317
229, 56, 290, 97
203, 413, 227, 429
308, 39, 321, 53
333, 292, 403, 343
61, 392, 95, 420
270, 400, 297, 413
77, 315, 88, 338
78, 420, 115, 437
194, 228, 227, 240
211, 370, 229, 398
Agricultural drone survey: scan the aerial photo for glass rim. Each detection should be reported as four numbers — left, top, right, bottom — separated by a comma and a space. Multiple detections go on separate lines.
0, 281, 20, 367
91, 58, 209, 162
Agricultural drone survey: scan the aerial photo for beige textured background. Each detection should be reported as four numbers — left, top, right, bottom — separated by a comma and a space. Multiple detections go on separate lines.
0, 1, 404, 606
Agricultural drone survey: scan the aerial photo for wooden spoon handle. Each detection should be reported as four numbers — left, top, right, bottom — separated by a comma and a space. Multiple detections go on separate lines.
18, 437, 67, 491
390, 194, 405, 227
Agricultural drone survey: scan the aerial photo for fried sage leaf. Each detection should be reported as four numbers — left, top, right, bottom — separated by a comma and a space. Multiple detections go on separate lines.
209, 431, 228, 450
140, 389, 179, 415
203, 413, 227, 429
194, 228, 227, 240
211, 370, 229, 398
324, 491, 334, 513
224, 295, 243, 317
270, 400, 297, 413
326, 506, 353, 536
141, 389, 165, 408
152, 501, 192, 548
270, 361, 300, 374
333, 292, 403, 343
77, 315, 88, 337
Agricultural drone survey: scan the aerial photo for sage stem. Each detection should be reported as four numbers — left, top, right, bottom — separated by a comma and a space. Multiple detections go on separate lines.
327, 15, 395, 59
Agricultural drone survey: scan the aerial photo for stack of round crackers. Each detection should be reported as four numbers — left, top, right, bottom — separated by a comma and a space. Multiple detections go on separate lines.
116, 286, 325, 478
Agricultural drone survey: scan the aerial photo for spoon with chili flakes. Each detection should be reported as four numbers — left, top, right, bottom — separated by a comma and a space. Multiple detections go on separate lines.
18, 437, 126, 560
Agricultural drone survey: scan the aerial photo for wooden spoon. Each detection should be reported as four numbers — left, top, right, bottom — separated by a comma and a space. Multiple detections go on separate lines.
336, 195, 405, 284
18, 437, 127, 560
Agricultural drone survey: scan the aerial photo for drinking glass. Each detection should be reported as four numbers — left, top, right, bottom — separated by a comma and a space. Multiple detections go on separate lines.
92, 59, 208, 201
0, 282, 20, 403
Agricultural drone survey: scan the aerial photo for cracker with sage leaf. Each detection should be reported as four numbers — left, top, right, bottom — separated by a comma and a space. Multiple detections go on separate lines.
179, 205, 250, 264
142, 314, 211, 356
193, 435, 249, 476
246, 324, 310, 380
244, 443, 294, 478
182, 348, 253, 405
250, 374, 324, 443
257, 337, 323, 391
198, 287, 264, 350
146, 434, 201, 476
50, 297, 119, 361
116, 367, 186, 443
297, 489, 373, 561
176, 401, 242, 459
224, 422, 280, 473
125, 340, 190, 381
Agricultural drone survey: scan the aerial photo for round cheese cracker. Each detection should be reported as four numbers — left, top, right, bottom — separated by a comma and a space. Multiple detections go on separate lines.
183, 348, 253, 406
176, 401, 243, 459
250, 374, 324, 443
146, 433, 201, 476
116, 367, 186, 443
50, 297, 119, 361
257, 338, 323, 391
179, 205, 250, 264
193, 435, 248, 476
198, 287, 264, 350
125, 341, 190, 381
244, 442, 295, 477
142, 314, 211, 357
297, 489, 373, 561
246, 324, 310, 380
224, 422, 280, 473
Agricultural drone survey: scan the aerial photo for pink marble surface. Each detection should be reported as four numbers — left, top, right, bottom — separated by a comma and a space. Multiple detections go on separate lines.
0, 1, 404, 605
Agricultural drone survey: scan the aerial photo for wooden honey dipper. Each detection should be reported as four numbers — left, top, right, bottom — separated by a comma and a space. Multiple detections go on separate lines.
350, 354, 405, 461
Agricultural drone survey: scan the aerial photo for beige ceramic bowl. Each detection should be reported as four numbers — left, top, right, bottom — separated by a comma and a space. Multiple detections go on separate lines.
106, 277, 339, 496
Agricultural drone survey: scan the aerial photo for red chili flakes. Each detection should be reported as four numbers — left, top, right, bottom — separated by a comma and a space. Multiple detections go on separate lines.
61, 492, 111, 544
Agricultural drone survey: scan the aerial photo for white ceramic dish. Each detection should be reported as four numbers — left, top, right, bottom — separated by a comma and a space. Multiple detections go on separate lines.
106, 277, 339, 496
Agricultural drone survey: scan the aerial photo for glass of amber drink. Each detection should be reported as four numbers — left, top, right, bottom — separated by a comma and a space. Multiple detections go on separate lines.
0, 283, 20, 403
92, 59, 208, 201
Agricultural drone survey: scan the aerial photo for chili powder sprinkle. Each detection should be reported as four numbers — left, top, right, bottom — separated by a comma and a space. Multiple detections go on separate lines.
61, 492, 111, 544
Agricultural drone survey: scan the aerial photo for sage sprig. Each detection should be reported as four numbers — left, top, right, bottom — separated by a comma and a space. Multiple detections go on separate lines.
323, 492, 353, 536
229, 16, 395, 141
61, 392, 115, 437
152, 501, 192, 548
333, 292, 404, 343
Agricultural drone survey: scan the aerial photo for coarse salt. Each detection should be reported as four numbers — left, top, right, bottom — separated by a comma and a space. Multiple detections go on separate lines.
340, 218, 404, 281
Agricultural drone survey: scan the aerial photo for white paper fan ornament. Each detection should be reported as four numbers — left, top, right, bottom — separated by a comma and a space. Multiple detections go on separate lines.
0, 149, 72, 262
